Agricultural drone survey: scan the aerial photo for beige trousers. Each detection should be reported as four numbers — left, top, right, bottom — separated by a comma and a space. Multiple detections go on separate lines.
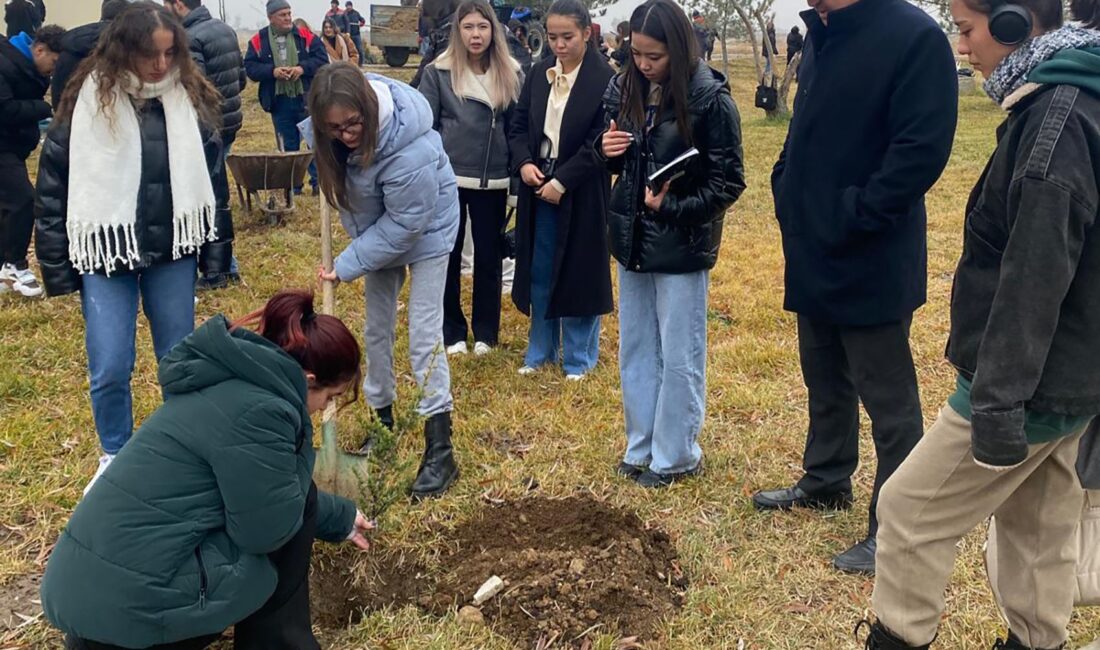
872, 405, 1087, 648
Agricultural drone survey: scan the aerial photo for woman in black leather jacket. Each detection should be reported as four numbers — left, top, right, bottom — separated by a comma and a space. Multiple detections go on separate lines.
34, 3, 227, 493
600, 0, 744, 488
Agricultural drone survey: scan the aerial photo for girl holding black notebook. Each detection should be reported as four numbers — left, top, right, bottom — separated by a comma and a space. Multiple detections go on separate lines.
599, 0, 745, 488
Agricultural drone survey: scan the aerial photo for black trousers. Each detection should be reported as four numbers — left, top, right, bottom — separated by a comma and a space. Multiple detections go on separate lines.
794, 316, 923, 537
205, 131, 236, 277
0, 152, 35, 269
443, 188, 507, 346
67, 483, 321, 650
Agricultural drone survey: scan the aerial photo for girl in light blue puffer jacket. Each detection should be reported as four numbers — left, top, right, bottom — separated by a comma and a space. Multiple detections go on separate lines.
307, 63, 461, 499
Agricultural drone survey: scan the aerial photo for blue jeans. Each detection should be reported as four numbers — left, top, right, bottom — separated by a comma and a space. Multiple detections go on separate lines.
271, 95, 317, 191
524, 200, 600, 375
618, 264, 708, 474
80, 258, 197, 454
351, 33, 365, 65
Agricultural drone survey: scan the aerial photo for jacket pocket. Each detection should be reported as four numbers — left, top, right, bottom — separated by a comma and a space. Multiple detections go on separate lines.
964, 207, 1005, 255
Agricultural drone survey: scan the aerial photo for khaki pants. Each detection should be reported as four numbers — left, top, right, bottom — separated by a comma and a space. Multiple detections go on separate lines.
873, 405, 1086, 648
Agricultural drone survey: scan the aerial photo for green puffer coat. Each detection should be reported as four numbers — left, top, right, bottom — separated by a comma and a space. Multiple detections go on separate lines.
40, 315, 357, 648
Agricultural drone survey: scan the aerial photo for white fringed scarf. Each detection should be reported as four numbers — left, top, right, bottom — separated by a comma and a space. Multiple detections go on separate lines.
67, 69, 216, 276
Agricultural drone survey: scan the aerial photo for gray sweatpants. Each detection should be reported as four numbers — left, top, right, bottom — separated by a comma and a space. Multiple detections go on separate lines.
363, 254, 453, 417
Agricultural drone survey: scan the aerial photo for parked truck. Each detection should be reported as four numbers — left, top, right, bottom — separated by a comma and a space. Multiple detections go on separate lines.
370, 3, 420, 67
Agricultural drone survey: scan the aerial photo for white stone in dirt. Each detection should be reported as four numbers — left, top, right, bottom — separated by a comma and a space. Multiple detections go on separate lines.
473, 575, 505, 605
569, 558, 586, 575
457, 605, 486, 627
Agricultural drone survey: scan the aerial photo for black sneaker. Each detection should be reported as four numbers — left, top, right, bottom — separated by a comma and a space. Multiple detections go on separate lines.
616, 462, 646, 480
636, 462, 702, 489
195, 271, 241, 292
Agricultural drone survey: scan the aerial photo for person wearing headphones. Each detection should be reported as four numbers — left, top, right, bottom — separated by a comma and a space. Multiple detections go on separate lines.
863, 0, 1100, 647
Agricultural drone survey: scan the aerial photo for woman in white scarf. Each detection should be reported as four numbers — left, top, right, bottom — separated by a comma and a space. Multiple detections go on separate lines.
34, 2, 229, 493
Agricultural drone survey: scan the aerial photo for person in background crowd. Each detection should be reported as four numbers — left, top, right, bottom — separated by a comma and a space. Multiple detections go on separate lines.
245, 0, 326, 194
786, 24, 804, 64
51, 0, 128, 107
690, 11, 708, 62
310, 63, 461, 499
506, 18, 533, 73
610, 20, 629, 67
345, 1, 367, 65
600, 0, 744, 488
866, 0, 1100, 648
419, 0, 523, 358
36, 3, 231, 493
325, 0, 349, 34
321, 17, 359, 63
0, 24, 63, 298
166, 0, 246, 292
42, 291, 373, 650
508, 0, 614, 380
411, 0, 459, 88
754, 0, 958, 576
5, 0, 39, 39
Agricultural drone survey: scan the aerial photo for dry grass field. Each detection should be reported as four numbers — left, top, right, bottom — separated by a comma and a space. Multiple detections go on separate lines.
1, 54, 1098, 649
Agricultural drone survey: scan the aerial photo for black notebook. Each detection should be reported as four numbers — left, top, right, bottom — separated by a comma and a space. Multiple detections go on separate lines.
648, 147, 699, 193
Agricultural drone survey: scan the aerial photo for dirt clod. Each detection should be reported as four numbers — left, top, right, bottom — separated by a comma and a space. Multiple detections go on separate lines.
457, 605, 486, 627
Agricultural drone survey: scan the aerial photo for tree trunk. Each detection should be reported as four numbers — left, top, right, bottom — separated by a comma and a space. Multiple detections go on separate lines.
766, 51, 800, 119
720, 23, 729, 73
732, 5, 763, 82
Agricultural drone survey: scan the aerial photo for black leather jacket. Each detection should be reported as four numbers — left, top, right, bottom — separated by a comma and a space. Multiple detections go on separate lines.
34, 100, 230, 297
183, 6, 245, 139
0, 34, 50, 160
947, 83, 1100, 466
601, 60, 745, 274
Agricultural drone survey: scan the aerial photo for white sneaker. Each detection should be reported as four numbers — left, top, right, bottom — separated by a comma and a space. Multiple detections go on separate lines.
0, 264, 43, 297
517, 366, 536, 375
83, 453, 116, 497
566, 373, 585, 382
446, 341, 468, 355
473, 342, 492, 356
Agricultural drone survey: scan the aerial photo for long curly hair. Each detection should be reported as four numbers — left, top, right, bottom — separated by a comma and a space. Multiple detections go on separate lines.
54, 2, 222, 129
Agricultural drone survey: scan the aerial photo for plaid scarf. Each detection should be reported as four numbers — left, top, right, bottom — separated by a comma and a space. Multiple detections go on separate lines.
984, 25, 1100, 105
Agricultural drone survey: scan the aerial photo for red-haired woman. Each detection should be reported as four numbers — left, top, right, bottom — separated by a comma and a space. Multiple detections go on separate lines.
41, 290, 373, 650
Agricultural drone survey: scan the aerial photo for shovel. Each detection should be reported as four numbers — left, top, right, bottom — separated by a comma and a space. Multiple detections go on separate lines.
313, 190, 372, 501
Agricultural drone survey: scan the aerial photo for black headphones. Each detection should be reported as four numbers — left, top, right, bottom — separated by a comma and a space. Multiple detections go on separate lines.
989, 0, 1033, 46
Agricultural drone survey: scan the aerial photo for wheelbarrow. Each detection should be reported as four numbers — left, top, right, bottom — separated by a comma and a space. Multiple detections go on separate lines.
225, 150, 314, 225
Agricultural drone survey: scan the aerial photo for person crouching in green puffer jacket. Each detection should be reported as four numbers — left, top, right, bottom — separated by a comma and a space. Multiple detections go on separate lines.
41, 290, 375, 650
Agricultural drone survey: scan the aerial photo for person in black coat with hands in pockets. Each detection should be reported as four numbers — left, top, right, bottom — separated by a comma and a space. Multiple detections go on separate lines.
508, 0, 614, 380
753, 0, 957, 575
600, 0, 744, 488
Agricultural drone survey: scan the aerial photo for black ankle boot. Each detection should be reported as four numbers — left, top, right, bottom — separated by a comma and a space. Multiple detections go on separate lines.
410, 412, 459, 499
993, 633, 1065, 650
857, 620, 929, 650
375, 405, 394, 431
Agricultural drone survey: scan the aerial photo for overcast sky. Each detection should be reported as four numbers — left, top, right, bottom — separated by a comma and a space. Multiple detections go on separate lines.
220, 0, 814, 32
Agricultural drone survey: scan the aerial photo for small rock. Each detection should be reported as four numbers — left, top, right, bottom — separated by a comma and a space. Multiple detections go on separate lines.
629, 538, 645, 554
519, 514, 529, 524
569, 558, 586, 574
473, 575, 505, 605
585, 609, 599, 621
457, 606, 485, 627
559, 582, 573, 595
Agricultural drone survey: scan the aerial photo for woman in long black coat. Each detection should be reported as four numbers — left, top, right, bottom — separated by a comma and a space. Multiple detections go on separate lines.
508, 0, 613, 379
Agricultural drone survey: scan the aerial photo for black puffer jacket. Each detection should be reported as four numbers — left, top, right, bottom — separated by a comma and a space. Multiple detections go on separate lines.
34, 100, 230, 297
51, 21, 103, 107
601, 60, 746, 274
0, 34, 50, 160
183, 6, 245, 139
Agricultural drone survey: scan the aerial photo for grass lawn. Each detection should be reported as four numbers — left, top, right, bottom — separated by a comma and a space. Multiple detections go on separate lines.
1, 56, 1097, 649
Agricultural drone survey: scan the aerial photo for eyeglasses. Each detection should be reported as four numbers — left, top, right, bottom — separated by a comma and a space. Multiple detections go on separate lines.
328, 115, 364, 136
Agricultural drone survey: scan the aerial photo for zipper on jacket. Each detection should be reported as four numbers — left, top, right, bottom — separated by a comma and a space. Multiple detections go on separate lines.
480, 110, 496, 189
195, 547, 208, 610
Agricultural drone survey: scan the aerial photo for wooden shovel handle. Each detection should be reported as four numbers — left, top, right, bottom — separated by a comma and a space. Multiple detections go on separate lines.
319, 188, 335, 317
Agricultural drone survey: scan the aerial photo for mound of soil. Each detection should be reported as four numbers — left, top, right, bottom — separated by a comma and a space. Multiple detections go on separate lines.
308, 497, 686, 648
431, 497, 686, 647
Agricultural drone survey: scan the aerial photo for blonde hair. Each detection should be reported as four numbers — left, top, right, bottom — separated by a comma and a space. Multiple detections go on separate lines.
443, 0, 521, 109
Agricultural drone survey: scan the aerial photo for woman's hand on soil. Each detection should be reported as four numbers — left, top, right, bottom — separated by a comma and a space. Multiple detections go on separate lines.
536, 182, 562, 205
318, 266, 340, 286
644, 181, 670, 212
347, 511, 375, 551
520, 163, 545, 188
601, 119, 632, 158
